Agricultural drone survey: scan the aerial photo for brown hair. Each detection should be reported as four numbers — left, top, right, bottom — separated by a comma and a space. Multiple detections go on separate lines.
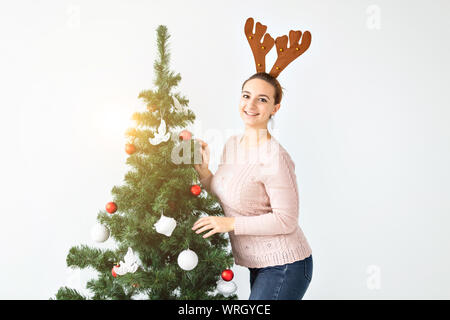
241, 72, 284, 106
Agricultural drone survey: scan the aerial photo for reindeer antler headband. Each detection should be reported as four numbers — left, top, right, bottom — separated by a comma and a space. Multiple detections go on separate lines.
244, 17, 312, 78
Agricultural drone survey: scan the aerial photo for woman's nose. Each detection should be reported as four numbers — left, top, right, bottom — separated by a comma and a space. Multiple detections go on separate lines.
248, 98, 259, 108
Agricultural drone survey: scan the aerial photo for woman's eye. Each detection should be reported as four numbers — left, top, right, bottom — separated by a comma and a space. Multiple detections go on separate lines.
242, 95, 267, 103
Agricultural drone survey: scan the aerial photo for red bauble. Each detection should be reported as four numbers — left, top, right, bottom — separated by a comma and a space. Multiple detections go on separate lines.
190, 184, 201, 196
112, 265, 119, 278
106, 202, 117, 214
179, 130, 192, 141
125, 143, 136, 155
221, 269, 234, 281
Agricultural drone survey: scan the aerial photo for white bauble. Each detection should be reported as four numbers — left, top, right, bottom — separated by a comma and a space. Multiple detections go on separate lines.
177, 249, 198, 271
90, 223, 110, 242
216, 279, 237, 297
153, 214, 177, 237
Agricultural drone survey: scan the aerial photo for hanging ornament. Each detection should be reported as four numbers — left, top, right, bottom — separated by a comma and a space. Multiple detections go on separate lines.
216, 279, 237, 297
111, 264, 119, 278
125, 143, 136, 155
179, 130, 192, 141
105, 202, 117, 214
149, 118, 171, 145
190, 184, 201, 196
90, 223, 110, 243
221, 269, 234, 281
153, 212, 177, 237
177, 249, 198, 271
170, 96, 189, 115
113, 247, 139, 276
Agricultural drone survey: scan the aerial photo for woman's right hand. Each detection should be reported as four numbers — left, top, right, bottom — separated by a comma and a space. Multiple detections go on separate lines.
194, 138, 210, 175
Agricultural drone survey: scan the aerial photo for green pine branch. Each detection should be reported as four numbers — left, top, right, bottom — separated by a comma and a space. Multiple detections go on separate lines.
66, 245, 118, 273
53, 287, 87, 300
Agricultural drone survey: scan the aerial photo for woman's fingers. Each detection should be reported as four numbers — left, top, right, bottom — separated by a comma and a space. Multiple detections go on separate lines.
202, 229, 217, 238
195, 138, 207, 148
194, 139, 210, 166
203, 146, 210, 164
193, 139, 208, 170
194, 224, 214, 234
192, 217, 209, 230
192, 216, 221, 238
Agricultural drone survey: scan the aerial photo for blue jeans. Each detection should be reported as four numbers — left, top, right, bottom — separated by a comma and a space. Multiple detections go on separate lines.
248, 255, 313, 300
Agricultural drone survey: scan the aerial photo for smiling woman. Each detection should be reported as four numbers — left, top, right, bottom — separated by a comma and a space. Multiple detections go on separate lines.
192, 17, 314, 301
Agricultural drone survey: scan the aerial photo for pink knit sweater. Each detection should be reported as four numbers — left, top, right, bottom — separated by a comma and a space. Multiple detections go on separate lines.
199, 133, 312, 268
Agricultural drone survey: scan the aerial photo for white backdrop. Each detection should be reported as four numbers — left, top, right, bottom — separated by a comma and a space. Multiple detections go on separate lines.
1, 0, 449, 299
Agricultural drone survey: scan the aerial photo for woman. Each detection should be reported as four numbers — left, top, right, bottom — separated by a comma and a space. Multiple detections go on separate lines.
192, 72, 313, 300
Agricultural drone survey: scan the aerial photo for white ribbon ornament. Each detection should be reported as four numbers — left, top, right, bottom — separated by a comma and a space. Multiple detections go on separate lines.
153, 213, 177, 237
216, 279, 237, 297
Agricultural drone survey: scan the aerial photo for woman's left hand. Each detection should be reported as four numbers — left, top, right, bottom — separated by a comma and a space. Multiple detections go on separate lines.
192, 216, 235, 238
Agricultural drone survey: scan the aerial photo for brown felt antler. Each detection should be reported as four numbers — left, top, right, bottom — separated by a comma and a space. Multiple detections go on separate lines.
244, 17, 275, 74
269, 30, 312, 78
244, 17, 312, 78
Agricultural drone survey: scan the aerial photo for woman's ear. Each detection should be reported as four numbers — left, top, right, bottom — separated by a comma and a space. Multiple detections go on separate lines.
272, 103, 281, 116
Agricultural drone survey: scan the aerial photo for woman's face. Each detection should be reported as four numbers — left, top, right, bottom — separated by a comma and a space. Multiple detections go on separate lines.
239, 78, 280, 129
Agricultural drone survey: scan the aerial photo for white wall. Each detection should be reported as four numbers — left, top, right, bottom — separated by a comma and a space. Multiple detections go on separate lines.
1, 0, 449, 299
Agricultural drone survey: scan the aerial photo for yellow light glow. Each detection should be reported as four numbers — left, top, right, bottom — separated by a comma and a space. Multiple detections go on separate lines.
90, 105, 136, 141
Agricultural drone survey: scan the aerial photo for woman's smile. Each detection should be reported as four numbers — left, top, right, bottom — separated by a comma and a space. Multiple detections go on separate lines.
244, 110, 260, 117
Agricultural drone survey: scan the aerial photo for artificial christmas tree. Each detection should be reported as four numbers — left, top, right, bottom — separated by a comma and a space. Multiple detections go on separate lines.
54, 25, 236, 300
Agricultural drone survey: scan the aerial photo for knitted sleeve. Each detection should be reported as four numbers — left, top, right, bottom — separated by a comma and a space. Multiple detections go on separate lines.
233, 150, 300, 236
